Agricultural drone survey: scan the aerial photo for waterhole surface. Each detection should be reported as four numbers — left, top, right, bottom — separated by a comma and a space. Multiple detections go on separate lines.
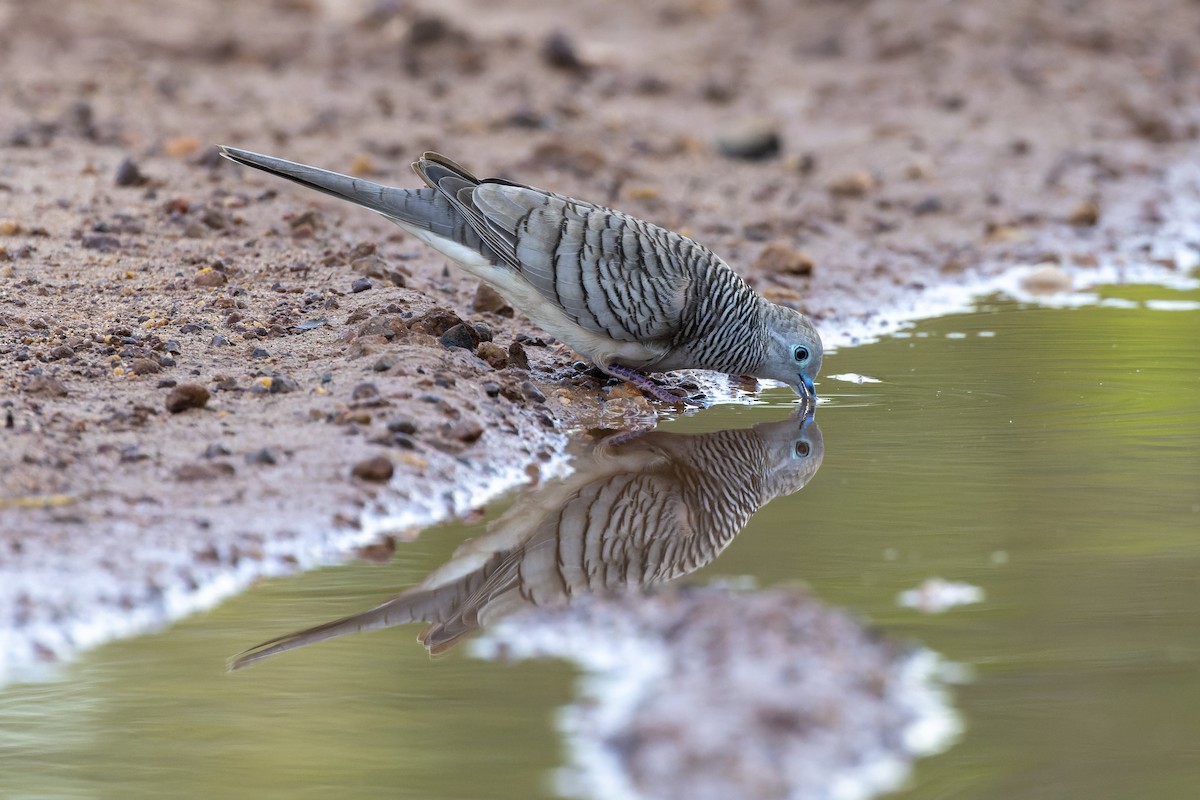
1, 282, 1197, 799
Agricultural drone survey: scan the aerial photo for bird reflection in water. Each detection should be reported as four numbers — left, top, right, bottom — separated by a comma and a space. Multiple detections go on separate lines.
230, 407, 822, 670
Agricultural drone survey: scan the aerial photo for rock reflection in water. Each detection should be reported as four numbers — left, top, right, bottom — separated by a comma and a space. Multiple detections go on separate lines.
230, 409, 822, 669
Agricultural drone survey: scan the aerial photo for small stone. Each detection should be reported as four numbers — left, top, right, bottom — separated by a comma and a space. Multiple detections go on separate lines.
268, 374, 299, 394
439, 322, 480, 351
1067, 200, 1100, 227
373, 355, 399, 372
542, 31, 588, 72
507, 340, 530, 370
209, 334, 232, 347
175, 462, 234, 482
520, 380, 546, 403
0, 220, 24, 236
1020, 263, 1073, 295
472, 282, 513, 316
201, 208, 228, 229
81, 233, 120, 251
448, 420, 484, 443
250, 347, 270, 358
409, 307, 465, 336
48, 345, 75, 361
387, 416, 418, 435
194, 268, 226, 287
477, 340, 508, 369
913, 196, 944, 215
352, 454, 394, 482
351, 382, 382, 402
470, 321, 493, 343
131, 357, 161, 375
245, 448, 278, 466
23, 375, 69, 397
716, 121, 781, 161
754, 242, 814, 276
114, 157, 147, 187
351, 277, 373, 293
828, 170, 876, 198
165, 383, 210, 413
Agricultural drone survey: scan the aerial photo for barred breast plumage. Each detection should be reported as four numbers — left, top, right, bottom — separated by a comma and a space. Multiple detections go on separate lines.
229, 410, 823, 668
218, 146, 824, 403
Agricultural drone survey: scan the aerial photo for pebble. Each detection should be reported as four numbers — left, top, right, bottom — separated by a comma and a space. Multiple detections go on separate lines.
23, 375, 69, 397
542, 31, 588, 73
350, 277, 373, 293
716, 122, 781, 161
114, 157, 146, 187
409, 307, 465, 336
1067, 200, 1100, 226
507, 341, 530, 370
447, 420, 484, 443
753, 242, 814, 276
477, 341, 508, 369
245, 448, 278, 466
470, 321, 493, 343
827, 170, 876, 198
131, 357, 161, 375
194, 269, 226, 287
1020, 263, 1073, 295
913, 196, 944, 215
387, 416, 418, 435
165, 383, 210, 413
351, 454, 394, 482
473, 282, 514, 316
268, 374, 298, 394
373, 355, 399, 372
351, 382, 384, 403
81, 233, 120, 251
439, 323, 480, 351
520, 380, 546, 403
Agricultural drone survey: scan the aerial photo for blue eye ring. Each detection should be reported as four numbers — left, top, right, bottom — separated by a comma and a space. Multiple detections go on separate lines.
792, 345, 810, 363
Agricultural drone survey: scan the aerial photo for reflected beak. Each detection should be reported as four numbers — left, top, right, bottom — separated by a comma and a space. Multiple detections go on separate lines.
797, 374, 816, 420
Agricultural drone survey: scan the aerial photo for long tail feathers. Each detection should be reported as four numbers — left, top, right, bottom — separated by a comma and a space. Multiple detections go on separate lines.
218, 145, 420, 219
227, 591, 426, 672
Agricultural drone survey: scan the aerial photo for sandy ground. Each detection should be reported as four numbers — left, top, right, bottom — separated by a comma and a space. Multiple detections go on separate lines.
2, 0, 1199, 676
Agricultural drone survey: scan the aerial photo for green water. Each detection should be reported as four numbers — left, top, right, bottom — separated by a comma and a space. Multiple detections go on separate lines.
1, 285, 1198, 799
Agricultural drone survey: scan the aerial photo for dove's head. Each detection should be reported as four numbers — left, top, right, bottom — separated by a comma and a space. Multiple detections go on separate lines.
754, 408, 824, 501
759, 303, 824, 401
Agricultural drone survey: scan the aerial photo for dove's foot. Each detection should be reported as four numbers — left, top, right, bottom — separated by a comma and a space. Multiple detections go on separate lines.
605, 363, 698, 407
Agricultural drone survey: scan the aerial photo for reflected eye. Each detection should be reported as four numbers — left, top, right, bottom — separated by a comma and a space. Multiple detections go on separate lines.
792, 345, 810, 363
794, 441, 810, 457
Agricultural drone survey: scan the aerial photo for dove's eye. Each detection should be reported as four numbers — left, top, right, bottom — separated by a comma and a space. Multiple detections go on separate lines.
794, 441, 811, 458
792, 345, 810, 363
